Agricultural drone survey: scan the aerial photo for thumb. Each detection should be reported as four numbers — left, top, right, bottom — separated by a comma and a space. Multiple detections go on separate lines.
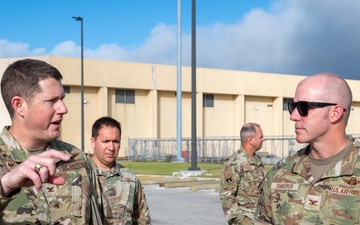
47, 175, 66, 185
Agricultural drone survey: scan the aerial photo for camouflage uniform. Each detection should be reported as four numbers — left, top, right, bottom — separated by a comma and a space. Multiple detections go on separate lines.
255, 144, 360, 225
87, 156, 151, 225
219, 147, 266, 225
0, 127, 92, 224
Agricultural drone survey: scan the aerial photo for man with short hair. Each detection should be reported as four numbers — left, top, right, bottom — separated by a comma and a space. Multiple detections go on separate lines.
87, 116, 151, 224
0, 59, 96, 224
220, 122, 266, 225
254, 73, 358, 224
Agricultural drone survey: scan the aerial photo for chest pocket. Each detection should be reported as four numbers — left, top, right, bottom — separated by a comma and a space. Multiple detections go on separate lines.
100, 176, 136, 220
317, 183, 360, 224
0, 159, 88, 223
30, 163, 88, 222
48, 172, 85, 218
240, 164, 260, 195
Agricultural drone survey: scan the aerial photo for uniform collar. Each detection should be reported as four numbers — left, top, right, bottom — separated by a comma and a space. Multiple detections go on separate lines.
292, 144, 358, 182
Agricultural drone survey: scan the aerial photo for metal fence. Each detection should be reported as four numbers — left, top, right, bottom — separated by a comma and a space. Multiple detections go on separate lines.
128, 135, 360, 163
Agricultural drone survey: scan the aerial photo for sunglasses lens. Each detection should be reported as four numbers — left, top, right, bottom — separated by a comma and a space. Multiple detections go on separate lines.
288, 101, 308, 116
288, 102, 296, 114
297, 102, 308, 116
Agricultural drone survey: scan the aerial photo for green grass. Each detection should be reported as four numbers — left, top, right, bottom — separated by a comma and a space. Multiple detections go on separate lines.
118, 161, 274, 178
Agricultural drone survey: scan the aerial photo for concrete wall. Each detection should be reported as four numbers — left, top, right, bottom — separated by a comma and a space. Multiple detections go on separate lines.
1, 56, 360, 157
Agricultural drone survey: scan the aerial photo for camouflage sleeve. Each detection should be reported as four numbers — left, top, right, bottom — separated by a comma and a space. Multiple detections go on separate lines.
254, 169, 274, 224
133, 178, 151, 225
0, 173, 14, 210
0, 164, 16, 210
85, 155, 105, 224
219, 161, 242, 224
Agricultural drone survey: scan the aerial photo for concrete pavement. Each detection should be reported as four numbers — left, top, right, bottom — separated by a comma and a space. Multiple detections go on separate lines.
143, 184, 228, 225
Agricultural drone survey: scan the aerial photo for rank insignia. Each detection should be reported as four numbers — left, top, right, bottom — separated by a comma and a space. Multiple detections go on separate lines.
7, 161, 15, 168
308, 199, 318, 205
71, 153, 80, 159
47, 187, 55, 192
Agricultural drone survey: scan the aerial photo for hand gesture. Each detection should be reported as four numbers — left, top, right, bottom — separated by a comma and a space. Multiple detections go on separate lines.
1, 150, 71, 196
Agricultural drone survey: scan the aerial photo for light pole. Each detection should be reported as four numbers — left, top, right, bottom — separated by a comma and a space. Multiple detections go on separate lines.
72, 16, 84, 152
176, 0, 183, 161
189, 0, 199, 170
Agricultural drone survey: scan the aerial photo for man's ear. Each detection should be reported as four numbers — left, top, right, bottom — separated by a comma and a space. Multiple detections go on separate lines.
248, 136, 254, 146
11, 96, 26, 117
90, 137, 96, 149
330, 105, 345, 123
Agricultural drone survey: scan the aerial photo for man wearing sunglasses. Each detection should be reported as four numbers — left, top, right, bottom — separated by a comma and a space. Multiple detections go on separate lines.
254, 73, 359, 225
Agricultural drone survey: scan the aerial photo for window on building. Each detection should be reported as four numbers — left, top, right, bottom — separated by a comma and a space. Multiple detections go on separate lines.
283, 98, 293, 111
203, 94, 214, 107
115, 89, 135, 104
63, 86, 70, 94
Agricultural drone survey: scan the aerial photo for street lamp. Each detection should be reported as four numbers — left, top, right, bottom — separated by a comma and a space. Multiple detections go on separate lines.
176, 0, 183, 161
72, 16, 84, 152
189, 0, 200, 171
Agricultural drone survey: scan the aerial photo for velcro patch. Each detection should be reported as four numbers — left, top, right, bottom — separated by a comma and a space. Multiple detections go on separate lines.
225, 176, 233, 184
271, 183, 299, 191
304, 194, 321, 211
58, 160, 87, 171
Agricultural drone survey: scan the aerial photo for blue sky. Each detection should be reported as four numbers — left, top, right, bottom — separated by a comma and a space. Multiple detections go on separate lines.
1, 0, 360, 80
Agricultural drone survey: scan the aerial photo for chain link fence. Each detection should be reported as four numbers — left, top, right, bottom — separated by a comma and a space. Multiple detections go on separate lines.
127, 135, 360, 164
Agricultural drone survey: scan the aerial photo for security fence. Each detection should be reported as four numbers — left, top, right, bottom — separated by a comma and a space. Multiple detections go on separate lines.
128, 135, 360, 164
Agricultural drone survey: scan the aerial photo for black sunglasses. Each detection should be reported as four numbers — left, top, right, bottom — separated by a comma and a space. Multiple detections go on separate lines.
287, 101, 345, 116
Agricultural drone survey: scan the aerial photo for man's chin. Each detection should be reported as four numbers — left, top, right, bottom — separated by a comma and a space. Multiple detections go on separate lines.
105, 161, 115, 168
296, 136, 308, 143
105, 155, 116, 161
48, 131, 61, 141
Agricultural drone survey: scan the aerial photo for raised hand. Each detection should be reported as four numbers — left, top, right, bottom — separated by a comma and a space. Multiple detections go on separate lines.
0, 150, 71, 196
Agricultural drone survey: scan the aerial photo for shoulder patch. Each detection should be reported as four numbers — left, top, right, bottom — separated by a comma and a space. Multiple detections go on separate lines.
225, 176, 233, 184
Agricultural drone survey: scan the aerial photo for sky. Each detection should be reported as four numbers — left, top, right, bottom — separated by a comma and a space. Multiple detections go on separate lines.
1, 0, 360, 80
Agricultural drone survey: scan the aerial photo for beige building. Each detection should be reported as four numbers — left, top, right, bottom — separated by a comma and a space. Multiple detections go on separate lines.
1, 56, 360, 157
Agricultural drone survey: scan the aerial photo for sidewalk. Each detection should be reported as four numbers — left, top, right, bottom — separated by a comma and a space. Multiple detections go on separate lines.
143, 184, 228, 225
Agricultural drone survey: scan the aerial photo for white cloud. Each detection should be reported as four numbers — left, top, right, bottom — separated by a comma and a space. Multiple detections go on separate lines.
1, 0, 360, 79
50, 41, 79, 57
86, 44, 126, 60
0, 40, 27, 57
84, 23, 180, 65
192, 0, 360, 79
0, 40, 47, 58
128, 23, 179, 65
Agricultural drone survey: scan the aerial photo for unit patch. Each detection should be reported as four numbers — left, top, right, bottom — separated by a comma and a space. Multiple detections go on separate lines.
225, 176, 233, 184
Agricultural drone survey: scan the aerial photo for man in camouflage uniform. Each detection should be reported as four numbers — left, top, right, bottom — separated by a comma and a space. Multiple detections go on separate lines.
87, 116, 151, 224
254, 73, 359, 224
0, 59, 96, 224
219, 123, 266, 224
